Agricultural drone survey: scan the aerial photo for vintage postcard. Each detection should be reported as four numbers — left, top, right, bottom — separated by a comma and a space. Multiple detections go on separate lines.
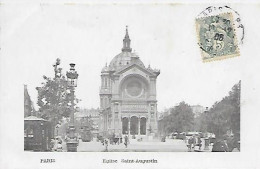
1, 1, 260, 169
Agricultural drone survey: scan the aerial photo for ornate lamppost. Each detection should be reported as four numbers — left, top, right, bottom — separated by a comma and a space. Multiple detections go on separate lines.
66, 63, 79, 152
204, 107, 210, 150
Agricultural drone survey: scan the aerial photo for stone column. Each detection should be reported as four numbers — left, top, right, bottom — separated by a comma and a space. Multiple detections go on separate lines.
138, 117, 141, 136
119, 103, 122, 134
128, 116, 131, 137
146, 117, 149, 136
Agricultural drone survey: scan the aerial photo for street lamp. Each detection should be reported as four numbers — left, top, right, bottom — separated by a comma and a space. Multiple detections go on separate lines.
204, 107, 210, 150
204, 107, 209, 132
66, 63, 79, 152
66, 63, 78, 87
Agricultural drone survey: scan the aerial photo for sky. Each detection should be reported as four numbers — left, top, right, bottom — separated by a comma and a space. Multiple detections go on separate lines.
1, 3, 243, 112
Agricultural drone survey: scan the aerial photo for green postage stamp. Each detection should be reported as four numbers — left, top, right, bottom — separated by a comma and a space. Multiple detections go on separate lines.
196, 12, 240, 62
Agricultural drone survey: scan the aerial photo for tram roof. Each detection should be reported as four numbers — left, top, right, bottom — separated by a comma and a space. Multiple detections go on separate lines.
24, 116, 47, 121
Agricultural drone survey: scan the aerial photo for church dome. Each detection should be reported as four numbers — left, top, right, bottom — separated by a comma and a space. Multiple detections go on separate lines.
109, 52, 144, 70
108, 26, 144, 70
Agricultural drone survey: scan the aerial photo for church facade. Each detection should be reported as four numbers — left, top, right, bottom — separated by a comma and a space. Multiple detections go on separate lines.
99, 27, 160, 137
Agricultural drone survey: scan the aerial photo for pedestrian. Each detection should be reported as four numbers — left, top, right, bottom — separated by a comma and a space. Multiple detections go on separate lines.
192, 135, 196, 149
64, 135, 68, 142
119, 133, 122, 144
112, 133, 116, 145
184, 135, 187, 143
101, 137, 105, 146
223, 138, 229, 152
212, 138, 229, 152
198, 137, 202, 150
188, 137, 193, 152
124, 135, 128, 148
115, 134, 120, 145
104, 138, 108, 151
50, 139, 55, 151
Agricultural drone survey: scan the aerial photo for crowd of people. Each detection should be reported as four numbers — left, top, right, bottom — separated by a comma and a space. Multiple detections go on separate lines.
85, 131, 240, 152
50, 136, 63, 152
187, 135, 202, 151
186, 135, 239, 152
97, 133, 131, 151
162, 131, 239, 152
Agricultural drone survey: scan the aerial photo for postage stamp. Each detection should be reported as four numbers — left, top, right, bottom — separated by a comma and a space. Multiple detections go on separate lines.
196, 12, 240, 62
197, 6, 244, 45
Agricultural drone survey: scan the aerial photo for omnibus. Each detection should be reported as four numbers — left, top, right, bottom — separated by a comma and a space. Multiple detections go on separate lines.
80, 126, 93, 142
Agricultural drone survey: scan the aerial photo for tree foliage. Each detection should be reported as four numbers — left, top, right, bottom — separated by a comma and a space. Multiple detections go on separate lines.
192, 81, 241, 138
159, 101, 194, 134
159, 81, 240, 139
207, 81, 241, 138
36, 58, 78, 123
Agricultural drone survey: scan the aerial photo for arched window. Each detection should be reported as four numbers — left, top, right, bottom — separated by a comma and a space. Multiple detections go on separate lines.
105, 77, 108, 87
114, 112, 118, 118
105, 98, 108, 107
100, 98, 103, 108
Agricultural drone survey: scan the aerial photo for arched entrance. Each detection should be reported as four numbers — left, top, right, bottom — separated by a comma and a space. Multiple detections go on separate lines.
130, 116, 138, 135
122, 117, 129, 134
140, 117, 146, 135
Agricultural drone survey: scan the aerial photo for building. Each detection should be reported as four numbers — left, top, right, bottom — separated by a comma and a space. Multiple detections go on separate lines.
24, 116, 52, 151
191, 105, 205, 118
24, 85, 36, 117
99, 27, 160, 137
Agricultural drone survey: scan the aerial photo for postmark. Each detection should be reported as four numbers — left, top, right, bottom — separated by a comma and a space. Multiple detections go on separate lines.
196, 6, 244, 62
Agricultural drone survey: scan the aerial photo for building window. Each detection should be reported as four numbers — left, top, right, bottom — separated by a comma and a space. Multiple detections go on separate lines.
115, 112, 118, 118
105, 77, 107, 87
100, 98, 103, 108
150, 105, 155, 111
114, 103, 119, 112
25, 127, 34, 138
151, 111, 154, 118
104, 98, 108, 107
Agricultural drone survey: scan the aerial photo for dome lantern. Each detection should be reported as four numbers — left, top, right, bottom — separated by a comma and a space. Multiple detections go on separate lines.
122, 26, 132, 52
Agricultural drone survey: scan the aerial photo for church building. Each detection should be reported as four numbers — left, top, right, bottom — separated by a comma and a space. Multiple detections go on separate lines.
99, 27, 160, 137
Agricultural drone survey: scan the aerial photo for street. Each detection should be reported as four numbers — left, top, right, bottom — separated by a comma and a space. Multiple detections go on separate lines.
62, 137, 240, 152
73, 138, 189, 152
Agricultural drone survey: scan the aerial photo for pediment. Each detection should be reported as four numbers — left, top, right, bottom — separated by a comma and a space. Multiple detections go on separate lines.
113, 63, 157, 77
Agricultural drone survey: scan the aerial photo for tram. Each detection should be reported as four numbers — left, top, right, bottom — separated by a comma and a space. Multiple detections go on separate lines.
80, 126, 93, 142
